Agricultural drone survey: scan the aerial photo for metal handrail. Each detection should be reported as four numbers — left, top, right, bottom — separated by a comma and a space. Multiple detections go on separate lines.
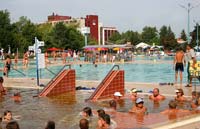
45, 68, 56, 75
44, 64, 71, 87
12, 67, 26, 76
87, 65, 120, 100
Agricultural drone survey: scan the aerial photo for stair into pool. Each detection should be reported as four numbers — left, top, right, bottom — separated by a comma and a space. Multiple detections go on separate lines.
39, 69, 75, 97
87, 65, 124, 101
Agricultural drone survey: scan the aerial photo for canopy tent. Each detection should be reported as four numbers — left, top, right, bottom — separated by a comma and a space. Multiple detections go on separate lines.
150, 45, 163, 50
83, 44, 133, 51
47, 47, 61, 51
135, 42, 150, 49
177, 38, 187, 44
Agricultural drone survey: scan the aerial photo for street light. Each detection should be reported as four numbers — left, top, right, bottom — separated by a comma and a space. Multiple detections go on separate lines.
8, 45, 11, 55
196, 22, 199, 51
179, 3, 199, 44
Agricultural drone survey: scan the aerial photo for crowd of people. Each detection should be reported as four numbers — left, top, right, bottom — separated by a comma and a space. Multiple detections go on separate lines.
1, 77, 200, 128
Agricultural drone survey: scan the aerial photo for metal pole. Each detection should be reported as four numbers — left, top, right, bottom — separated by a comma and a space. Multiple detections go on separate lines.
188, 4, 190, 43
85, 34, 87, 47
197, 23, 199, 51
35, 37, 39, 86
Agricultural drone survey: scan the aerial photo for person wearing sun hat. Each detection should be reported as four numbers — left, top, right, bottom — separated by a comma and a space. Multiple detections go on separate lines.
113, 92, 122, 100
130, 88, 138, 102
113, 91, 124, 108
175, 89, 187, 102
129, 98, 147, 114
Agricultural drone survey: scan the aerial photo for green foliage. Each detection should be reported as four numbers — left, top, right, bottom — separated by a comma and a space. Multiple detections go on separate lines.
50, 22, 84, 50
121, 30, 141, 45
190, 25, 200, 47
159, 26, 177, 50
12, 16, 39, 52
180, 29, 187, 41
141, 26, 158, 44
0, 10, 12, 52
0, 10, 185, 52
108, 32, 121, 43
88, 37, 97, 45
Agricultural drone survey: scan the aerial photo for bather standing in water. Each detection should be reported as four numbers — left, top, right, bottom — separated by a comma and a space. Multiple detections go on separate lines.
113, 92, 125, 108
129, 88, 138, 102
149, 88, 165, 101
129, 98, 147, 115
175, 89, 187, 102
161, 100, 190, 120
3, 55, 11, 77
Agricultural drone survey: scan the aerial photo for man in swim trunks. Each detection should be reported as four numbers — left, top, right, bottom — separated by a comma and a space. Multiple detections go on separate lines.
174, 47, 185, 85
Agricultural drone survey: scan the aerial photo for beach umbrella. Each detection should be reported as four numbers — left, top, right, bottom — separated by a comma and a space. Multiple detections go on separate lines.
47, 47, 60, 51
113, 47, 120, 51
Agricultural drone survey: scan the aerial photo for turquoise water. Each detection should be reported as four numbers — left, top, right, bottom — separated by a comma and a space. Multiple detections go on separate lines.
0, 56, 189, 83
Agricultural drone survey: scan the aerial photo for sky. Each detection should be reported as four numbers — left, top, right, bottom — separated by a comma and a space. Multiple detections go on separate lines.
1, 0, 200, 37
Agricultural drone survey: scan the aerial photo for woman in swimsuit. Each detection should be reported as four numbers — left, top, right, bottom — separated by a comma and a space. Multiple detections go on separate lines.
3, 55, 11, 77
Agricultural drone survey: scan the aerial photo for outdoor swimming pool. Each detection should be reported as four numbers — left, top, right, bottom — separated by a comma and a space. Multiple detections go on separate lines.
4, 59, 188, 83
0, 88, 194, 129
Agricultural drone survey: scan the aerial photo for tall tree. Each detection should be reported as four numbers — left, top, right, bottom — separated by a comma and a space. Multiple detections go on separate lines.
0, 10, 13, 52
50, 22, 84, 50
37, 23, 53, 50
159, 26, 177, 50
141, 26, 158, 44
190, 25, 200, 47
180, 29, 187, 41
121, 30, 141, 45
12, 16, 39, 52
108, 32, 121, 43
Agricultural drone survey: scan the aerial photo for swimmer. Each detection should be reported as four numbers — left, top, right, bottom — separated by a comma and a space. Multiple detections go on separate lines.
0, 77, 6, 96
97, 109, 106, 117
6, 121, 20, 129
161, 100, 190, 120
130, 88, 138, 102
113, 92, 123, 100
81, 107, 93, 121
12, 92, 21, 103
97, 114, 111, 129
175, 89, 187, 102
190, 91, 199, 109
79, 118, 89, 129
149, 88, 165, 101
45, 120, 55, 129
2, 110, 13, 123
129, 98, 147, 115
113, 91, 125, 108
3, 55, 11, 77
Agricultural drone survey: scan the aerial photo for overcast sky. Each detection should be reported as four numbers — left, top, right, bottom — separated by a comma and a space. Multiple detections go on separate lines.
1, 0, 200, 37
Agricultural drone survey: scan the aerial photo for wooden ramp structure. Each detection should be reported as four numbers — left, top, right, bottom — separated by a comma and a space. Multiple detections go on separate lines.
87, 65, 124, 101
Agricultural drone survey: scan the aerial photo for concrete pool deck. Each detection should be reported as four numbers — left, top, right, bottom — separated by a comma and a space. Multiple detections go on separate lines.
3, 77, 200, 129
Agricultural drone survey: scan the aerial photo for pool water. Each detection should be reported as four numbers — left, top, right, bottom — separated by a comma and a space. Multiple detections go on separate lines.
0, 88, 194, 129
5, 61, 187, 83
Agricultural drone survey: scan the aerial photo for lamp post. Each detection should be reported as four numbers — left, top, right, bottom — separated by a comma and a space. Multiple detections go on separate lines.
179, 3, 197, 44
197, 23, 199, 51
81, 27, 90, 47
8, 45, 11, 55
